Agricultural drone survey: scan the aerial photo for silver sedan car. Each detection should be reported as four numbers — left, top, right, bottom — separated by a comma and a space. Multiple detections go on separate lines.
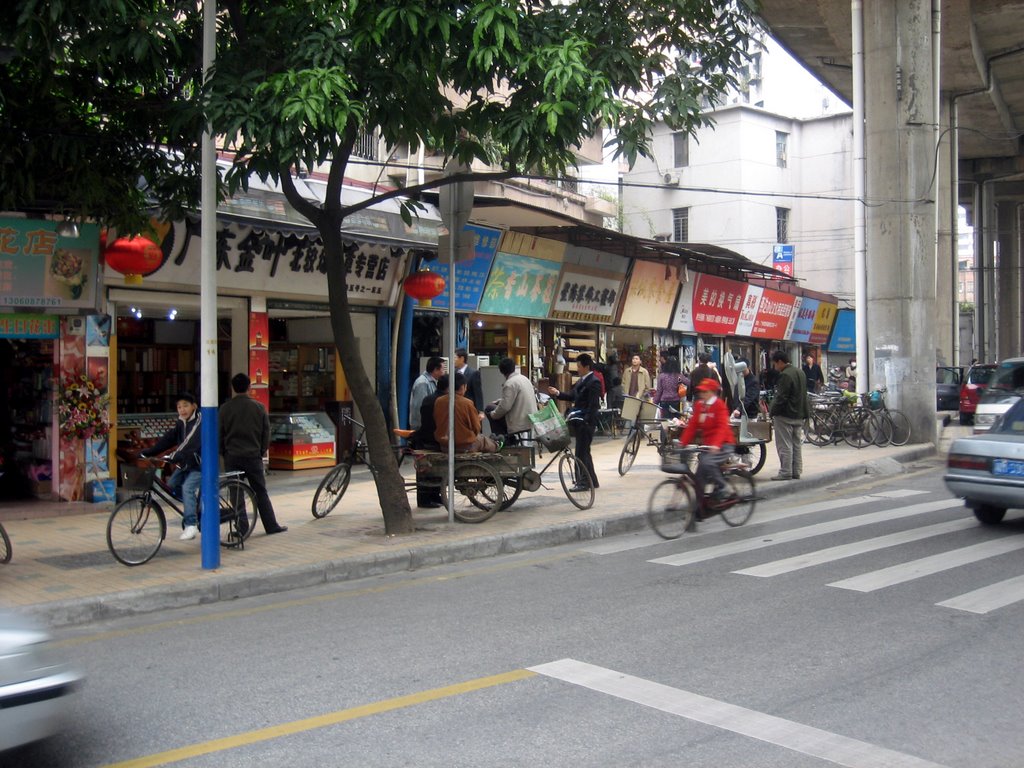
945, 397, 1024, 524
0, 610, 81, 753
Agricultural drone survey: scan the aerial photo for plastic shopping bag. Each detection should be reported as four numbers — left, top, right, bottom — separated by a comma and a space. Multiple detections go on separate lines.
528, 399, 571, 450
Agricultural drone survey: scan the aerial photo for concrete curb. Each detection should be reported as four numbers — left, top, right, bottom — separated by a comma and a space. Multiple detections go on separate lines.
26, 444, 937, 629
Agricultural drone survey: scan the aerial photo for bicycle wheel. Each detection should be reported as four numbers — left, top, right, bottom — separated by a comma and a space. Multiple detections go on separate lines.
0, 522, 10, 564
841, 410, 870, 448
735, 443, 767, 474
806, 412, 833, 446
312, 463, 351, 518
868, 411, 894, 447
217, 479, 258, 545
499, 475, 525, 510
558, 452, 595, 510
646, 478, 696, 539
617, 429, 641, 476
718, 469, 756, 526
107, 496, 166, 566
886, 409, 912, 446
444, 460, 503, 523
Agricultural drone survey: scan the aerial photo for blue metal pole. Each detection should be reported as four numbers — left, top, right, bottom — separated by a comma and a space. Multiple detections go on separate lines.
396, 296, 415, 428
200, 407, 219, 566
376, 308, 392, 421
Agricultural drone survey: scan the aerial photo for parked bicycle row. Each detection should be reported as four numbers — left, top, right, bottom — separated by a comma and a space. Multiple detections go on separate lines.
805, 386, 911, 448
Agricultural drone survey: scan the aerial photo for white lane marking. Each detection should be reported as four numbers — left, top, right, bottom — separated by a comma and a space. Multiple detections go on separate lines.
829, 538, 1024, 592
528, 659, 948, 768
734, 519, 976, 577
650, 500, 960, 567
937, 574, 1024, 614
868, 489, 929, 499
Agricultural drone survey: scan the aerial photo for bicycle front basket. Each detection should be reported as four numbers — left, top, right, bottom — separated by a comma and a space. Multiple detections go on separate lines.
536, 430, 571, 451
868, 390, 883, 410
121, 465, 156, 490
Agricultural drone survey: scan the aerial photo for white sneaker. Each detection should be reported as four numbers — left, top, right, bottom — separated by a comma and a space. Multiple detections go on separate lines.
179, 525, 198, 541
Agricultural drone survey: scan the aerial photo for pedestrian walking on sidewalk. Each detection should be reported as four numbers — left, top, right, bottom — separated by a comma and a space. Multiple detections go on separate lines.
219, 373, 287, 535
768, 351, 810, 481
140, 393, 202, 541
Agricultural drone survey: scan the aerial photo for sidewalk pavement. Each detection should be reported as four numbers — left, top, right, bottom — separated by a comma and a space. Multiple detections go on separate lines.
0, 422, 963, 629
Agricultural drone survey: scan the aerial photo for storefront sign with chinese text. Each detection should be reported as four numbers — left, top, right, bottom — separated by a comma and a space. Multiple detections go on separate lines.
477, 251, 561, 318
788, 297, 819, 343
618, 260, 681, 328
0, 218, 100, 311
750, 288, 798, 339
690, 273, 745, 335
811, 302, 839, 345
0, 313, 60, 339
549, 263, 624, 323
429, 224, 502, 311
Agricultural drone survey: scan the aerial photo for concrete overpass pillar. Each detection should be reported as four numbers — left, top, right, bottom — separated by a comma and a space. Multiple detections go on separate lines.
863, 0, 937, 442
976, 182, 998, 362
935, 97, 955, 367
996, 201, 1021, 360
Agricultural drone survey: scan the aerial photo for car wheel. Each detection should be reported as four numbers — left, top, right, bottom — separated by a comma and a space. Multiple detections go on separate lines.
959, 412, 973, 426
972, 504, 1006, 525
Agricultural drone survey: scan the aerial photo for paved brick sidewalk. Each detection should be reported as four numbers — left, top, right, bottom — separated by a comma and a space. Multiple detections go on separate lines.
0, 426, 953, 628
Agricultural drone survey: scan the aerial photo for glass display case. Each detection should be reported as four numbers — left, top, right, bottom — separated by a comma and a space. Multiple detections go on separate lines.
268, 412, 336, 470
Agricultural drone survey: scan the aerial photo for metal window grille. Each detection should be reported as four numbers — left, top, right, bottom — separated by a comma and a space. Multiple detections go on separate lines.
673, 133, 689, 168
353, 129, 379, 161
776, 131, 788, 168
673, 208, 689, 242
776, 207, 789, 244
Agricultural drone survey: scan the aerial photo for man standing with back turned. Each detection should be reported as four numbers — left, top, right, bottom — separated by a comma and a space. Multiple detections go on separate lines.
768, 351, 809, 481
220, 373, 288, 534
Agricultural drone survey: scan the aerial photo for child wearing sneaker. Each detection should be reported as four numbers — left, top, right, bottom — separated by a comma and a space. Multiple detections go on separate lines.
677, 377, 735, 503
140, 393, 203, 540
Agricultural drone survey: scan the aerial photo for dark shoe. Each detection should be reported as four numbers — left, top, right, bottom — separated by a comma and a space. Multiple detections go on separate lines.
266, 525, 288, 535
793, 473, 801, 479
417, 502, 443, 509
568, 484, 591, 493
770, 474, 793, 481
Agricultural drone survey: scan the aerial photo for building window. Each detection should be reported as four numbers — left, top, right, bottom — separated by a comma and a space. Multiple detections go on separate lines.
776, 208, 789, 243
673, 208, 689, 242
776, 131, 788, 168
673, 133, 689, 168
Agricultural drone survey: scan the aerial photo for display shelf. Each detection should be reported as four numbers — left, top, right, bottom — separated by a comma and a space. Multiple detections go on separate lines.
4, 339, 55, 498
116, 342, 197, 413
268, 344, 336, 412
268, 411, 336, 470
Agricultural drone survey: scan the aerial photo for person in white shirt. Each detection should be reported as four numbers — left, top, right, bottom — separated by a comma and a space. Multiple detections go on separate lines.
409, 356, 444, 430
486, 357, 538, 443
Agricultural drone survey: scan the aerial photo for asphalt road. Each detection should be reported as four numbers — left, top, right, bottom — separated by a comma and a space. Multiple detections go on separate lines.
12, 459, 1024, 767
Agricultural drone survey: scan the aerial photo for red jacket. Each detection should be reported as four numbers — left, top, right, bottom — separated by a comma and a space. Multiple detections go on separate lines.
679, 396, 735, 448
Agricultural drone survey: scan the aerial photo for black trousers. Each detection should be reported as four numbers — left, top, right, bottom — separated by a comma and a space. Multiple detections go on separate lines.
574, 423, 598, 488
223, 454, 282, 532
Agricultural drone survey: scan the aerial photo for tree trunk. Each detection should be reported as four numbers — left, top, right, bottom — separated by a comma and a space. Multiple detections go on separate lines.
320, 218, 415, 535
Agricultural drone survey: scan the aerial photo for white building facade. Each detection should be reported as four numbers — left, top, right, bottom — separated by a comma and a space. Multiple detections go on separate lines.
620, 104, 856, 307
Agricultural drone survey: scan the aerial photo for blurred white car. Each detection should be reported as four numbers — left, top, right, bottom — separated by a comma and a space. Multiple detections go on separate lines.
0, 610, 81, 752
945, 397, 1024, 524
973, 357, 1024, 433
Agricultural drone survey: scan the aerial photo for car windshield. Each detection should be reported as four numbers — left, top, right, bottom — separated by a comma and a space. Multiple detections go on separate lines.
987, 362, 1024, 394
993, 398, 1024, 434
966, 366, 994, 385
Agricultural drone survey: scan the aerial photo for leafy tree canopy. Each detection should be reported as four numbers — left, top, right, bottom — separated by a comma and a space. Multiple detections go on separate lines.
2, 0, 754, 533
2, 0, 754, 229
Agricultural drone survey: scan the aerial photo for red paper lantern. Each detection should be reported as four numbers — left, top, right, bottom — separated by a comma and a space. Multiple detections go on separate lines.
104, 236, 163, 284
402, 269, 446, 307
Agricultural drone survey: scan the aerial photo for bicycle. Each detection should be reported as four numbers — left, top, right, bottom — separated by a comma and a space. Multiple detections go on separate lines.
646, 446, 757, 539
867, 386, 911, 446
311, 414, 413, 518
107, 456, 259, 566
0, 519, 10, 564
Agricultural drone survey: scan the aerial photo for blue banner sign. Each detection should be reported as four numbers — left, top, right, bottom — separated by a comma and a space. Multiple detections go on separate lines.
429, 224, 502, 311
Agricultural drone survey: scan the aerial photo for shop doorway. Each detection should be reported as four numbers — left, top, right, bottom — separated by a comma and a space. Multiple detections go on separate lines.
1, 339, 55, 500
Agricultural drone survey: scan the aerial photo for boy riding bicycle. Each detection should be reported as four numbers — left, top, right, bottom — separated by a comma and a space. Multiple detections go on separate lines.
677, 377, 735, 502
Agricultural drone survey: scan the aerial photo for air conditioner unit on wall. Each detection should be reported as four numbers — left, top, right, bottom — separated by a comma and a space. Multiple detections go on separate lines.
663, 172, 680, 186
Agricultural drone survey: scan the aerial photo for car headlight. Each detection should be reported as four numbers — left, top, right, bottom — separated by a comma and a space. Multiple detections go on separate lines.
976, 413, 995, 426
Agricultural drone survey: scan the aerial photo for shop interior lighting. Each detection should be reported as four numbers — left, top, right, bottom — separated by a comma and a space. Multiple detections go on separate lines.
475, 320, 484, 328
130, 306, 143, 319
167, 308, 178, 320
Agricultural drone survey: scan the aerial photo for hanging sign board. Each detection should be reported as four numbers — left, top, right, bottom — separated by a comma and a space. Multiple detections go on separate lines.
0, 218, 101, 311
428, 223, 501, 311
617, 260, 681, 328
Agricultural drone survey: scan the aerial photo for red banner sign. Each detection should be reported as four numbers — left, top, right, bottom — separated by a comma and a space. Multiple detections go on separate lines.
751, 288, 798, 339
691, 274, 745, 335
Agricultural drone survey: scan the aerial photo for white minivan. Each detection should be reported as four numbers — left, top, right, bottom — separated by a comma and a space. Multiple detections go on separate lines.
973, 357, 1024, 433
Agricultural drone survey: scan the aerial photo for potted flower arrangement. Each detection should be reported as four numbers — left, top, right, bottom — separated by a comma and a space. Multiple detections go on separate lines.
58, 372, 110, 440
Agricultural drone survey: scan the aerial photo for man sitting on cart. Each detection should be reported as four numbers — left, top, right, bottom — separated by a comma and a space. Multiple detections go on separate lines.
435, 372, 499, 453
678, 377, 735, 503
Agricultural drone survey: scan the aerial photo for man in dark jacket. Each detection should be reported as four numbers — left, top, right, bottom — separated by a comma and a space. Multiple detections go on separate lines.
140, 393, 202, 540
410, 374, 448, 509
219, 374, 287, 534
688, 353, 715, 402
455, 348, 484, 412
768, 351, 810, 481
548, 353, 602, 490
